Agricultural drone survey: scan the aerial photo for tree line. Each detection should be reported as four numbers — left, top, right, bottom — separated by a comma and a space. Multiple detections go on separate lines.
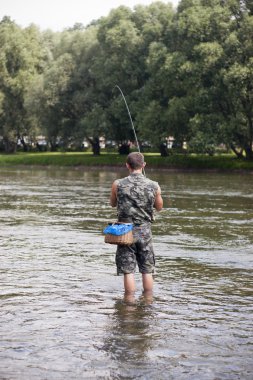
0, 0, 252, 159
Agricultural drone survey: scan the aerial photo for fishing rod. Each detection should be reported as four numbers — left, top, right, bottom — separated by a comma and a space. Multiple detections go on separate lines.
114, 85, 141, 153
114, 85, 145, 176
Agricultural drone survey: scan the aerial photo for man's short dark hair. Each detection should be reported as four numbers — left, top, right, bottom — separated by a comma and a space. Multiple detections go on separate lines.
126, 152, 145, 170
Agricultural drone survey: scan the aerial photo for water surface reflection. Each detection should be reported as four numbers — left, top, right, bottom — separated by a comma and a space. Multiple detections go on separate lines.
0, 167, 252, 379
104, 293, 154, 363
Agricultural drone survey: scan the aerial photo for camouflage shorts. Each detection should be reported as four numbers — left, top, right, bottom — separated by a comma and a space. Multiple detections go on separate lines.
115, 223, 155, 275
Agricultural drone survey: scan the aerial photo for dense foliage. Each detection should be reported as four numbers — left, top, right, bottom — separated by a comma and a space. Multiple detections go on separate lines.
0, 0, 252, 159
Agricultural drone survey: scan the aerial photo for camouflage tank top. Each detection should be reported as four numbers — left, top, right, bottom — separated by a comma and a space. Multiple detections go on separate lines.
116, 173, 159, 224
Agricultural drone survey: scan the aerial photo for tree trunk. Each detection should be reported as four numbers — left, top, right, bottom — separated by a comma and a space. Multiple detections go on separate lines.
87, 137, 100, 155
3, 137, 17, 153
246, 117, 253, 160
49, 138, 58, 151
118, 143, 130, 155
92, 137, 100, 155
231, 144, 244, 159
159, 142, 168, 157
20, 137, 28, 152
244, 144, 253, 160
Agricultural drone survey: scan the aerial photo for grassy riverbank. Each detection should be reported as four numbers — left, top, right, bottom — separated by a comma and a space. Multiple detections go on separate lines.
0, 152, 253, 171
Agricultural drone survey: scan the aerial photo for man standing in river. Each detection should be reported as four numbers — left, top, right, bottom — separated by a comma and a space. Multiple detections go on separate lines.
110, 152, 163, 294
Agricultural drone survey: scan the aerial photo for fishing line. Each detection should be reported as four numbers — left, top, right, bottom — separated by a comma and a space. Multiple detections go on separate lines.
114, 85, 145, 176
114, 85, 141, 153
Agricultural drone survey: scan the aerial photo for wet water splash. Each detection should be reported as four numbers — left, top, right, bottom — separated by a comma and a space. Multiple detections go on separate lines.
0, 168, 252, 379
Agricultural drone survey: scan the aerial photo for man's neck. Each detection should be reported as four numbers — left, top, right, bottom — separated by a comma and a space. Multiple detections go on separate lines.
129, 169, 143, 174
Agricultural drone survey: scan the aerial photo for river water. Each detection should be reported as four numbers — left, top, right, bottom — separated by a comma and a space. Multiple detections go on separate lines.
0, 167, 252, 380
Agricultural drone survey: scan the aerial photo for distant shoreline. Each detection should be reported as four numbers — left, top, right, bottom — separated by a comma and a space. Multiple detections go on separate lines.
1, 164, 253, 175
0, 152, 253, 173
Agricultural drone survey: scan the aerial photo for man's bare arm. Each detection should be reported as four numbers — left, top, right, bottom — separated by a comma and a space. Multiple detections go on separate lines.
110, 181, 118, 207
154, 186, 163, 211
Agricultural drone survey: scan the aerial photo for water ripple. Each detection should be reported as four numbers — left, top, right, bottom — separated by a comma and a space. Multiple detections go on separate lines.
0, 168, 252, 379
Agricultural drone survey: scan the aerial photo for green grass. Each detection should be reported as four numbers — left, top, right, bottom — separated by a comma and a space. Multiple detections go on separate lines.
0, 151, 253, 171
0, 152, 124, 167
144, 153, 253, 171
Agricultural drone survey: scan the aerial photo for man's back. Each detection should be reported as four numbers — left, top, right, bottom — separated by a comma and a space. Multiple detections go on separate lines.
116, 173, 159, 224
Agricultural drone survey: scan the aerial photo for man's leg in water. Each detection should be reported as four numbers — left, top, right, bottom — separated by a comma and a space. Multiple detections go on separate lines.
142, 273, 153, 292
124, 273, 136, 293
135, 224, 155, 293
116, 244, 136, 293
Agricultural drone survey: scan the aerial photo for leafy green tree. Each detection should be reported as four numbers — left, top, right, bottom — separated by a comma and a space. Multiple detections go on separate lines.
1, 1, 252, 160
78, 104, 107, 155
95, 3, 175, 152
147, 0, 253, 158
0, 17, 47, 152
133, 5, 177, 153
38, 53, 75, 150
57, 26, 102, 151
179, 0, 253, 158
93, 6, 143, 150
